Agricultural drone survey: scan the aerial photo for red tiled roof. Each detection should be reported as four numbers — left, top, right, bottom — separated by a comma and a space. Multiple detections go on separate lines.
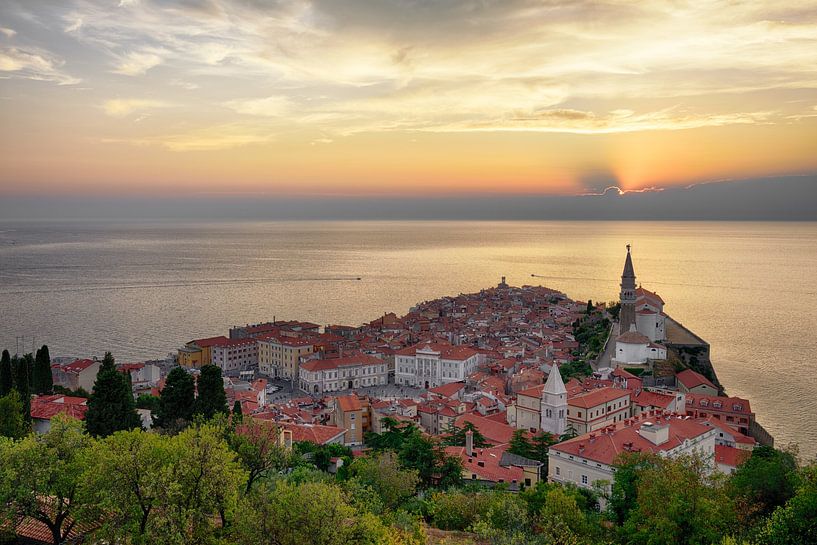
715, 445, 751, 469
636, 286, 665, 304
337, 395, 363, 412
62, 358, 97, 373
685, 393, 752, 415
632, 389, 676, 409
191, 336, 230, 347
617, 331, 650, 344
676, 369, 717, 391
454, 413, 516, 445
569, 387, 630, 409
446, 444, 524, 483
30, 395, 88, 421
551, 414, 713, 466
428, 381, 466, 398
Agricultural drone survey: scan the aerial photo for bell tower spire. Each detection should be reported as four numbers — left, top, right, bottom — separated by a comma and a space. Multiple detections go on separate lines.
619, 244, 637, 333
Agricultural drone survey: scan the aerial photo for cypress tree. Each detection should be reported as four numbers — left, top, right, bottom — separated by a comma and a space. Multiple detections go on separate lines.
12, 354, 32, 425
0, 349, 12, 396
232, 399, 243, 424
194, 364, 228, 420
85, 352, 141, 437
33, 345, 53, 394
154, 366, 196, 430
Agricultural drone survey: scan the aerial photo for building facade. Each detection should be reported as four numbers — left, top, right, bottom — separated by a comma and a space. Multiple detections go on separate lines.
394, 341, 479, 389
567, 387, 631, 435
257, 336, 314, 379
298, 353, 388, 394
211, 337, 259, 373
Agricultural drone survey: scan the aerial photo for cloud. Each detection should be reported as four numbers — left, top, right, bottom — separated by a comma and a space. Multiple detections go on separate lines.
113, 50, 164, 76
0, 27, 16, 38
0, 46, 80, 85
225, 95, 293, 117
102, 98, 169, 117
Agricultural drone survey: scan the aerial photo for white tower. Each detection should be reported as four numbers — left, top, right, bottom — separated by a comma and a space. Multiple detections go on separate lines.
540, 363, 567, 436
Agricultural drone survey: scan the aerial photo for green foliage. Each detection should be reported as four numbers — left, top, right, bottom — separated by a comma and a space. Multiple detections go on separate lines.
607, 301, 622, 320
85, 352, 141, 437
33, 345, 53, 395
0, 349, 12, 396
154, 366, 195, 431
231, 418, 290, 493
135, 393, 160, 412
559, 360, 593, 381
507, 429, 556, 477
440, 421, 491, 448
0, 390, 29, 439
730, 445, 799, 522
295, 440, 352, 471
83, 429, 170, 542
347, 451, 419, 510
194, 364, 228, 420
621, 453, 736, 545
756, 463, 817, 545
53, 384, 91, 398
609, 451, 658, 524
230, 481, 385, 545
0, 417, 93, 545
12, 354, 32, 425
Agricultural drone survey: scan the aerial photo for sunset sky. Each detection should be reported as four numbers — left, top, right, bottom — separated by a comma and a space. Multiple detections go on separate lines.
1, 0, 816, 198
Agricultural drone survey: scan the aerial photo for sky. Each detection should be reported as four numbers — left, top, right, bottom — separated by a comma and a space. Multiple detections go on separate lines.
1, 0, 816, 207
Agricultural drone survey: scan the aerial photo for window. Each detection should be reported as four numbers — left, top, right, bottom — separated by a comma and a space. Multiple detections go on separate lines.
555, 466, 560, 476
581, 475, 588, 485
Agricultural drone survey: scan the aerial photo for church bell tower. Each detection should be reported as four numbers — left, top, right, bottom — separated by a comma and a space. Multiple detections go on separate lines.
619, 244, 637, 333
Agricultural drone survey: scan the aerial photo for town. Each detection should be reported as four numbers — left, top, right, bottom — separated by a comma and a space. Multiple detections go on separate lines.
0, 247, 804, 545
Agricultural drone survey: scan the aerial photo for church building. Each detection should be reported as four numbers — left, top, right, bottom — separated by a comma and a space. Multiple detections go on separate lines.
613, 245, 668, 367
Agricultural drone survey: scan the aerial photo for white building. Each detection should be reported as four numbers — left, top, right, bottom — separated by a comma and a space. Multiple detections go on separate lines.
612, 330, 667, 367
210, 338, 258, 373
540, 363, 567, 436
299, 353, 388, 394
635, 286, 667, 342
548, 412, 717, 504
394, 341, 479, 389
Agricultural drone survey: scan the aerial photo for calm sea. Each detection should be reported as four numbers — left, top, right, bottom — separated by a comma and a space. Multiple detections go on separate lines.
1, 221, 815, 458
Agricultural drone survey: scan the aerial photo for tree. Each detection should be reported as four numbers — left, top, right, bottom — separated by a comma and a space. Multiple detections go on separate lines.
0, 390, 29, 439
398, 430, 462, 489
348, 451, 419, 509
440, 421, 490, 448
730, 445, 799, 521
609, 452, 657, 524
135, 393, 160, 412
757, 462, 817, 545
85, 352, 141, 437
0, 349, 12, 396
0, 416, 94, 545
83, 429, 170, 542
232, 399, 243, 422
33, 345, 53, 394
586, 299, 593, 314
536, 486, 594, 544
231, 481, 385, 545
231, 418, 290, 493
12, 354, 32, 425
153, 366, 195, 431
365, 417, 417, 451
621, 453, 736, 545
194, 364, 228, 420
159, 422, 247, 538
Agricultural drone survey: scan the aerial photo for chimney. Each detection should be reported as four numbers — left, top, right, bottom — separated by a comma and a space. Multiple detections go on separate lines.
465, 429, 474, 457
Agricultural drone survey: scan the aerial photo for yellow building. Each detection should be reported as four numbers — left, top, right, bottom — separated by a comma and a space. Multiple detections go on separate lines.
257, 335, 314, 379
177, 336, 229, 368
